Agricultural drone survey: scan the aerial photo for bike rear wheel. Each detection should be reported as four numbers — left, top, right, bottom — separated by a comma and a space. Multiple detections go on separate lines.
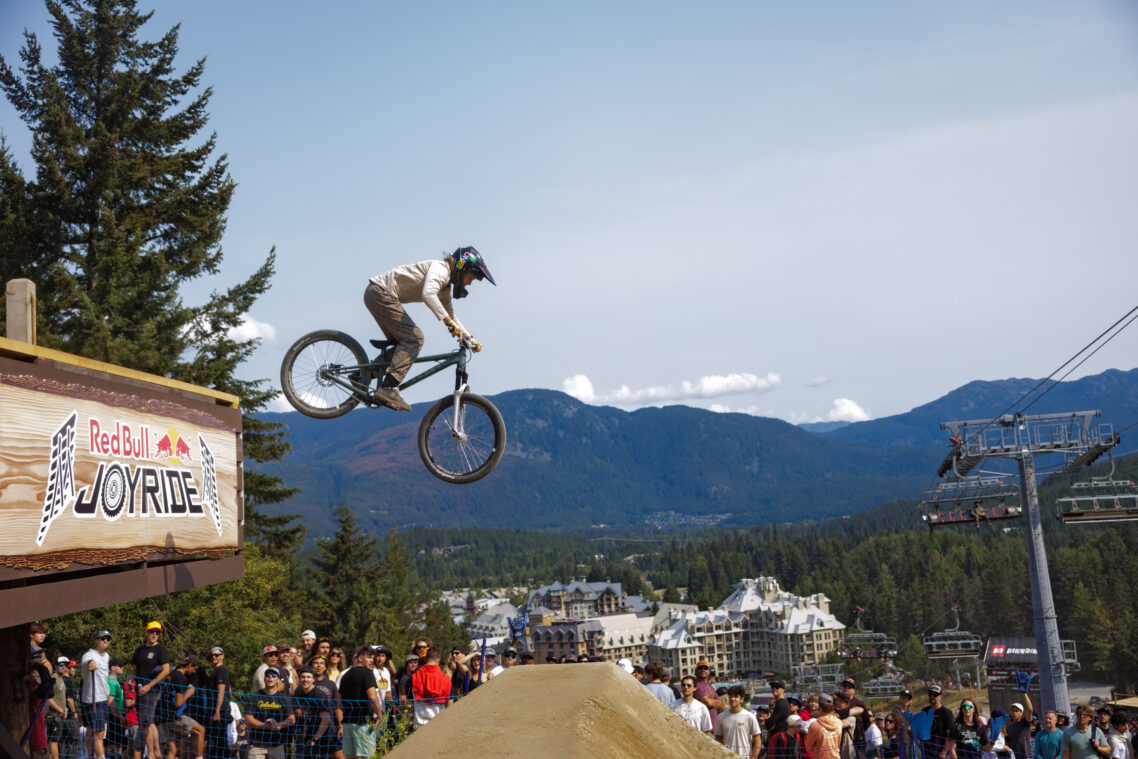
280, 330, 369, 419
418, 393, 506, 484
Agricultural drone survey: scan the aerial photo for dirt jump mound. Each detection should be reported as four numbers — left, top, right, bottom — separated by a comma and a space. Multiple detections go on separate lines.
389, 662, 737, 758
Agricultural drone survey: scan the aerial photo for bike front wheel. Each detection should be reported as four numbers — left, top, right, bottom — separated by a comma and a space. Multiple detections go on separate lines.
418, 393, 506, 484
280, 330, 368, 419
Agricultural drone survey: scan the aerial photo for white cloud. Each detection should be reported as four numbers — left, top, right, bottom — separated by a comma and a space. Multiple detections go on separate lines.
709, 403, 767, 416
807, 376, 830, 388
267, 392, 294, 413
229, 315, 277, 344
828, 398, 871, 422
563, 372, 781, 407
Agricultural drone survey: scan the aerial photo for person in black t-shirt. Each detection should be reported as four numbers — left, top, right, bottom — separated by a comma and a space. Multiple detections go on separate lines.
294, 668, 333, 758
1001, 693, 1034, 759
206, 647, 232, 758
160, 655, 205, 759
337, 647, 380, 759
309, 657, 342, 757
244, 669, 295, 759
923, 685, 958, 759
130, 621, 170, 759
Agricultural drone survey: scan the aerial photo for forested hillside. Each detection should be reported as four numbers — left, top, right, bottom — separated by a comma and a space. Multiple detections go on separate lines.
408, 454, 1138, 691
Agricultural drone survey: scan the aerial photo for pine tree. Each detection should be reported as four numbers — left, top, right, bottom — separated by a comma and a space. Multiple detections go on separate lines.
306, 506, 384, 647
0, 0, 299, 546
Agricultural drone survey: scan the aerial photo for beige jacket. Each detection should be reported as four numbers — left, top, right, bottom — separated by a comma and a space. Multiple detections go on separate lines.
370, 257, 467, 334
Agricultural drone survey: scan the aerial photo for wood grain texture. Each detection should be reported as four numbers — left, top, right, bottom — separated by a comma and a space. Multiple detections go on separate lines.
0, 375, 241, 570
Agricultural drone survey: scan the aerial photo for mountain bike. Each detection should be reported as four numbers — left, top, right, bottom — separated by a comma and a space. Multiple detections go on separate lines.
279, 330, 505, 484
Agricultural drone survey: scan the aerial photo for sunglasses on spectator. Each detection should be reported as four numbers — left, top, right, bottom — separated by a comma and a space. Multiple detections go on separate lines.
963, 704, 974, 710
265, 673, 278, 678
414, 645, 428, 650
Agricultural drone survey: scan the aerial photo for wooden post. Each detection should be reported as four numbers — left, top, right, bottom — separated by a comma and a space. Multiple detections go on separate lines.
1, 279, 34, 757
4, 279, 36, 344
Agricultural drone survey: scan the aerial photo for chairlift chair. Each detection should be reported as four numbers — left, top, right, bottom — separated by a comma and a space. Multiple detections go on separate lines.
922, 606, 984, 659
1055, 458, 1138, 524
839, 606, 898, 660
919, 476, 1023, 532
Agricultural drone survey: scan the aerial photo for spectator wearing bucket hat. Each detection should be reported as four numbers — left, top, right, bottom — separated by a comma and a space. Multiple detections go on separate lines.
130, 621, 170, 759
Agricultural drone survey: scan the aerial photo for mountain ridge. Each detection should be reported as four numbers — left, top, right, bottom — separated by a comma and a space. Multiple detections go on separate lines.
252, 367, 1138, 539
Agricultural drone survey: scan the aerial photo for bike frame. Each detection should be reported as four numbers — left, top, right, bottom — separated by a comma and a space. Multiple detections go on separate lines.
323, 343, 473, 437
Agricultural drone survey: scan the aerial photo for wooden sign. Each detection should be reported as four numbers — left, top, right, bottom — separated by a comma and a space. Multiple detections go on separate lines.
0, 341, 242, 572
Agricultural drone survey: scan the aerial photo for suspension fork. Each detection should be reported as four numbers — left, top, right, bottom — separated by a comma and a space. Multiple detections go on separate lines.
450, 365, 470, 439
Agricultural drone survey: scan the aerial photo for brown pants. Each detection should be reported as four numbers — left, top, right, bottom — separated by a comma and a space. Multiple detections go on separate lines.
364, 282, 424, 383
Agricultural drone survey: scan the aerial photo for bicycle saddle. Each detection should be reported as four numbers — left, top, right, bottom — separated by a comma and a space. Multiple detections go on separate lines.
369, 339, 395, 349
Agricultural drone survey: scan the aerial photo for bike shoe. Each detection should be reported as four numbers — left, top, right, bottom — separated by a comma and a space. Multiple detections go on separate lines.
373, 386, 411, 412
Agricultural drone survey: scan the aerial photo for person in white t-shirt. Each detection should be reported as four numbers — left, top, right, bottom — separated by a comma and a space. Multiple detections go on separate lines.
673, 677, 713, 736
80, 631, 112, 759
715, 685, 762, 758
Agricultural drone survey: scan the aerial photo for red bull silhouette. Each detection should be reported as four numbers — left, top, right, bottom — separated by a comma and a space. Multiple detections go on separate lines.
175, 436, 191, 462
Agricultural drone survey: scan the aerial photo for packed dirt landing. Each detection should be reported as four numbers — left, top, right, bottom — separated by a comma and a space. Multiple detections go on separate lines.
389, 662, 738, 759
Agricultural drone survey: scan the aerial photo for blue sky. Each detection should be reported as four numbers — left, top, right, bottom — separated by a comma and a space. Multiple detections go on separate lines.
2, 1, 1137, 424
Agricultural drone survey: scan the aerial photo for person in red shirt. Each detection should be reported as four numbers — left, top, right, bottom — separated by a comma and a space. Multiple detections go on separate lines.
410, 648, 453, 727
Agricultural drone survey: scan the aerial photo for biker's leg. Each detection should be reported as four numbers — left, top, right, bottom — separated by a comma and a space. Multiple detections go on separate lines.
364, 284, 423, 385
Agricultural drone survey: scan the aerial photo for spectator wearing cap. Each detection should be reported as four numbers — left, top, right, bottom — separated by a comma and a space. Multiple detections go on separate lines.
161, 654, 206, 759
842, 678, 872, 759
521, 652, 535, 665
130, 621, 170, 759
205, 646, 231, 758
338, 646, 382, 759
695, 661, 726, 733
277, 645, 299, 691
47, 655, 78, 759
490, 648, 518, 676
768, 679, 792, 742
921, 684, 957, 759
253, 646, 280, 693
674, 676, 713, 736
107, 657, 134, 759
80, 630, 113, 759
300, 631, 317, 658
865, 711, 884, 759
1002, 691, 1034, 759
773, 714, 810, 759
806, 693, 844, 759
411, 647, 453, 726
393, 654, 420, 722
244, 666, 295, 759
1095, 710, 1112, 741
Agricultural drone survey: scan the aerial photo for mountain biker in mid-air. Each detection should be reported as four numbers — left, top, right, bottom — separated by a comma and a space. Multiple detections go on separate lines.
363, 246, 496, 411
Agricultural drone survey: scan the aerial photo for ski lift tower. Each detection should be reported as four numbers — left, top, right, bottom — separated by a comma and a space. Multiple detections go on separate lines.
926, 410, 1120, 713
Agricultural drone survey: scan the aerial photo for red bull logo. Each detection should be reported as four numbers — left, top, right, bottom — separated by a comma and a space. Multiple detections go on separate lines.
155, 427, 192, 465
89, 418, 152, 460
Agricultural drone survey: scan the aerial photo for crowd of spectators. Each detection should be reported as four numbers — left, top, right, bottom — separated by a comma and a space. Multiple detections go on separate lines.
25, 620, 1138, 759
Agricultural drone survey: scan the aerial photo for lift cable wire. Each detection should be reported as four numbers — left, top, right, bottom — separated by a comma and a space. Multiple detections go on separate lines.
959, 302, 1138, 449
1017, 307, 1138, 417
